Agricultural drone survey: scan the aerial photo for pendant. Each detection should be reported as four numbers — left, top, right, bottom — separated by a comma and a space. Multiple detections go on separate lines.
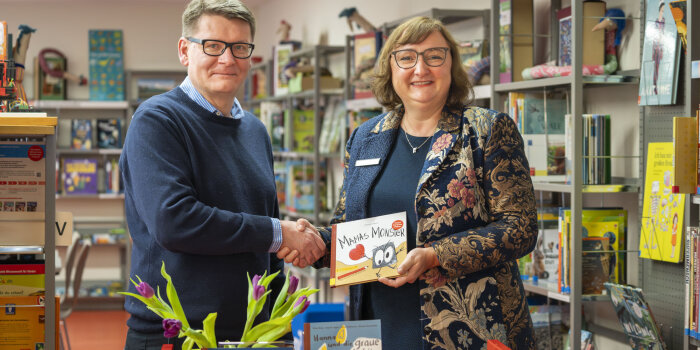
412, 147, 417, 154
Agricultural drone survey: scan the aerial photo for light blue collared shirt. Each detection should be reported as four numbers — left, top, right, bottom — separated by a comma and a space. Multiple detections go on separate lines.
179, 76, 283, 253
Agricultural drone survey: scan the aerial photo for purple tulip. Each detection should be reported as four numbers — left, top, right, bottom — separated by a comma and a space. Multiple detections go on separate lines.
287, 276, 299, 295
252, 274, 262, 287
253, 284, 266, 300
136, 282, 154, 299
295, 296, 310, 313
162, 318, 182, 338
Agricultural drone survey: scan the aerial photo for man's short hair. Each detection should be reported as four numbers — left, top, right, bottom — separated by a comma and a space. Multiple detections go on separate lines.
182, 0, 256, 39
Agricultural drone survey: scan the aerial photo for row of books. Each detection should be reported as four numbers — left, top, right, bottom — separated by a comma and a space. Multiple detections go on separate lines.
275, 160, 328, 214
56, 157, 121, 195
685, 227, 700, 340
519, 207, 627, 295
259, 99, 346, 154
57, 118, 122, 150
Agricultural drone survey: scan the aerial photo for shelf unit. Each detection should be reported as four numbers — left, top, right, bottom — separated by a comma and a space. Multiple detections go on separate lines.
33, 99, 132, 309
490, 1, 643, 349
248, 45, 346, 226
0, 115, 58, 350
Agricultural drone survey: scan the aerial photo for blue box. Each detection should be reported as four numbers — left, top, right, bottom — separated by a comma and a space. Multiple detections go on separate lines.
291, 303, 344, 349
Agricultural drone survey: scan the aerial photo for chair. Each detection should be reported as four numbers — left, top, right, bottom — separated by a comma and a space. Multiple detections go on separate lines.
59, 237, 91, 350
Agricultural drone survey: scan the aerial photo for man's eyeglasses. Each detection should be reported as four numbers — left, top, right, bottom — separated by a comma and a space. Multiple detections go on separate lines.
391, 47, 449, 69
187, 37, 255, 59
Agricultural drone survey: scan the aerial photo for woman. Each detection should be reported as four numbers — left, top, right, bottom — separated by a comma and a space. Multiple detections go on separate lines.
300, 16, 537, 349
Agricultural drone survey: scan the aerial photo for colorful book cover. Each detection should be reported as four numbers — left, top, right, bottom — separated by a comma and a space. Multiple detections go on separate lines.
71, 119, 93, 150
669, 1, 687, 52
557, 7, 572, 66
0, 21, 6, 61
96, 119, 122, 149
273, 43, 294, 96
330, 212, 407, 287
89, 29, 125, 101
351, 31, 382, 99
303, 320, 382, 350
604, 283, 667, 350
639, 0, 681, 106
292, 108, 314, 153
63, 158, 98, 195
498, 0, 513, 83
640, 142, 686, 263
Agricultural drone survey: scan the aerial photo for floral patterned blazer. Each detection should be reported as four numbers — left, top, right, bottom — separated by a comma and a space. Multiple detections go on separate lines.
314, 105, 537, 349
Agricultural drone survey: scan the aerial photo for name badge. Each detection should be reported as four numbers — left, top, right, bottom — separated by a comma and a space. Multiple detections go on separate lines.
355, 158, 380, 167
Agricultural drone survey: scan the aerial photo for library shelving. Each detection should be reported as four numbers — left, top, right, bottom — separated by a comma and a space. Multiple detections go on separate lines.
33, 99, 131, 309
490, 1, 644, 349
0, 114, 58, 349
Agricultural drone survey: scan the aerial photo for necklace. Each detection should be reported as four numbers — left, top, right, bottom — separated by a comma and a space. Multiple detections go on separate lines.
403, 129, 431, 154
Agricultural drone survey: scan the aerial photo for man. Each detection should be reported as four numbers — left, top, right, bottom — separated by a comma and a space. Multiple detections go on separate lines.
120, 1, 323, 348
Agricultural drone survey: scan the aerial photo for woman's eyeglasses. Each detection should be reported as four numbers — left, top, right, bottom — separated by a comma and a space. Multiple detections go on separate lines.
391, 47, 449, 69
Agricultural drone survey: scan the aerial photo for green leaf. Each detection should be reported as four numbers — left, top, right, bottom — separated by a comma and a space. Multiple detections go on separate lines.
161, 261, 190, 329
242, 315, 291, 343
270, 273, 290, 318
202, 312, 218, 348
260, 270, 280, 288
182, 337, 194, 350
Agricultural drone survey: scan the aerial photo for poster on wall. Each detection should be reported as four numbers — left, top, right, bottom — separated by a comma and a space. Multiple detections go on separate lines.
89, 29, 125, 101
273, 43, 294, 97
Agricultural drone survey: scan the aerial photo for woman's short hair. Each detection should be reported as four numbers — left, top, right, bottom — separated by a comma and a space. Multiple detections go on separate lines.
371, 16, 473, 112
182, 0, 256, 39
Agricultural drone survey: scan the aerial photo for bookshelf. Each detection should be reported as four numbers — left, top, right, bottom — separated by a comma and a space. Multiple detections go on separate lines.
490, 1, 644, 349
32, 99, 131, 309
0, 115, 58, 349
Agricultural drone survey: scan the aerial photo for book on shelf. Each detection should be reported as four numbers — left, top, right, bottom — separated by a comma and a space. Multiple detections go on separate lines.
557, 1, 606, 67
564, 114, 611, 185
285, 160, 326, 213
639, 142, 686, 263
604, 282, 667, 350
89, 29, 125, 101
104, 157, 120, 194
96, 118, 122, 149
71, 119, 93, 150
531, 221, 559, 284
350, 31, 383, 99
519, 93, 567, 182
581, 237, 611, 295
274, 162, 287, 211
498, 0, 533, 83
672, 116, 697, 193
330, 212, 407, 287
559, 208, 627, 294
63, 157, 98, 195
638, 0, 681, 106
319, 97, 346, 154
273, 43, 294, 96
529, 304, 564, 350
292, 108, 314, 153
347, 108, 378, 137
685, 226, 698, 337
260, 101, 285, 151
669, 0, 687, 53
0, 21, 6, 61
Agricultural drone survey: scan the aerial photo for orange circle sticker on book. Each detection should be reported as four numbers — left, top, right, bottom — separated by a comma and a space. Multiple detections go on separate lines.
392, 220, 404, 230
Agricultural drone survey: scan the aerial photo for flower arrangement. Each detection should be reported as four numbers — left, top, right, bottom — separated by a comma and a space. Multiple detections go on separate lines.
121, 262, 318, 349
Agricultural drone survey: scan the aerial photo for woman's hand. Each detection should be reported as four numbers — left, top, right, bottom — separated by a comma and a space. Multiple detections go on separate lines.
378, 247, 439, 288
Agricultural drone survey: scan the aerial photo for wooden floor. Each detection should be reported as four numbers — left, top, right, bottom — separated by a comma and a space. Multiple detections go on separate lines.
63, 310, 129, 350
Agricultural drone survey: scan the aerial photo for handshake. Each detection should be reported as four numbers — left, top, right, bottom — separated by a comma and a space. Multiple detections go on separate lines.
276, 219, 325, 268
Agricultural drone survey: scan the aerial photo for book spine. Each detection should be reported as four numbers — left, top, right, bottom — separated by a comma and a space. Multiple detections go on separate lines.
686, 227, 693, 334
330, 224, 337, 287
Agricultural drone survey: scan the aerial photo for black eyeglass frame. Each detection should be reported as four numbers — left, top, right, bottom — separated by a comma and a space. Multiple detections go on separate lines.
390, 47, 450, 69
186, 37, 255, 59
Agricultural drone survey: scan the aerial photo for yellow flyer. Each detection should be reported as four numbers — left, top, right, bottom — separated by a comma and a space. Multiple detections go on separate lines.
640, 142, 686, 262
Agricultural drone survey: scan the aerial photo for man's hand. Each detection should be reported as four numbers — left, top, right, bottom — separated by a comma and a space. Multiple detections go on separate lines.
277, 219, 324, 268
378, 247, 439, 288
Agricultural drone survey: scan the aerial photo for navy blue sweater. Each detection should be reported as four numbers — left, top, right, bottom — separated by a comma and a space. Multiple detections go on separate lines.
120, 87, 280, 340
